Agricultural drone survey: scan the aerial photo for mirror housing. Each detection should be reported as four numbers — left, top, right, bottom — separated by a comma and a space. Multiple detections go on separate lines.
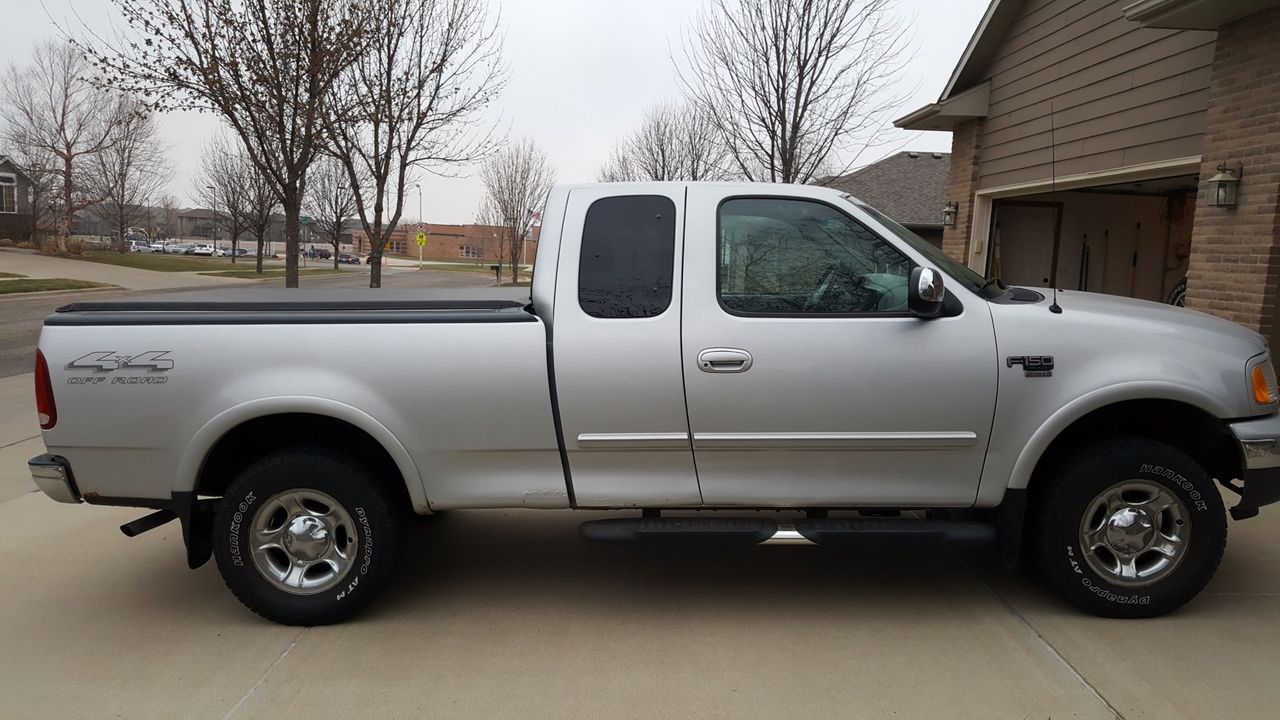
909, 266, 945, 318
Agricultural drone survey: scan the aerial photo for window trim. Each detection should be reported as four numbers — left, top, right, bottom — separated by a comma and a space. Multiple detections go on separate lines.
715, 194, 952, 320
0, 173, 16, 214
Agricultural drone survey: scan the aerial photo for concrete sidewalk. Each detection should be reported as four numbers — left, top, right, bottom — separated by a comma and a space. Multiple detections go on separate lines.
3, 380, 1280, 718
0, 248, 255, 291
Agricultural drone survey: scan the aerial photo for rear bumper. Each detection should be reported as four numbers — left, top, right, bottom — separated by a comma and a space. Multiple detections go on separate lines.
28, 454, 81, 504
1228, 413, 1280, 520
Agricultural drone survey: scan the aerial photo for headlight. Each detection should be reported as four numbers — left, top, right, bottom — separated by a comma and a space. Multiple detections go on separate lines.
1249, 357, 1278, 405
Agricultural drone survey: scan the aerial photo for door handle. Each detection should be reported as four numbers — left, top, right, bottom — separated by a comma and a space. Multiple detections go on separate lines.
698, 348, 753, 373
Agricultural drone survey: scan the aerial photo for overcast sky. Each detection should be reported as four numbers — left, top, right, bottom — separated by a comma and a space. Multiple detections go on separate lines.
10, 0, 987, 223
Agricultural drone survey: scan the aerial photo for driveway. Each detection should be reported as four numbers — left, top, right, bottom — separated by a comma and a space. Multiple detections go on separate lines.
2, 372, 1280, 718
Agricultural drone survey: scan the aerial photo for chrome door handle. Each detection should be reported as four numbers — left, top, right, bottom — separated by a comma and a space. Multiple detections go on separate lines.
698, 348, 753, 373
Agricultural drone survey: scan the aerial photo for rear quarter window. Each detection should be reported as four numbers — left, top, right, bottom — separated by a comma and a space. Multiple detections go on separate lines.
578, 195, 676, 319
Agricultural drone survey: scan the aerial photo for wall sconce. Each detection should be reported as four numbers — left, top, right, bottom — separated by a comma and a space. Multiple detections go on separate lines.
942, 201, 958, 226
1206, 162, 1242, 208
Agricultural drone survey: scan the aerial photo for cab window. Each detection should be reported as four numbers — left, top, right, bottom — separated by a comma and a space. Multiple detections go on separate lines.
718, 197, 911, 315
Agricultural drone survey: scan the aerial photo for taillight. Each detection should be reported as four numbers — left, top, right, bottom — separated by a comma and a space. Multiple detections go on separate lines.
35, 349, 57, 430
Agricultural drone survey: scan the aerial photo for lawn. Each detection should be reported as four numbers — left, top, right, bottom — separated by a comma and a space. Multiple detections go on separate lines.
78, 250, 244, 272
0, 272, 26, 279
200, 268, 348, 279
0, 278, 113, 294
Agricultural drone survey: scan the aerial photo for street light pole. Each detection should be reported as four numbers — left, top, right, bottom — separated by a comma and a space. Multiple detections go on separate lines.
416, 182, 423, 270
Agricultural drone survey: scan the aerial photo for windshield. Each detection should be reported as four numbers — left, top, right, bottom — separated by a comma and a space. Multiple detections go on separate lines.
847, 197, 1003, 299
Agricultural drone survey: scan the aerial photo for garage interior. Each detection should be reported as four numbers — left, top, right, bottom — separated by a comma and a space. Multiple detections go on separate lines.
987, 174, 1198, 304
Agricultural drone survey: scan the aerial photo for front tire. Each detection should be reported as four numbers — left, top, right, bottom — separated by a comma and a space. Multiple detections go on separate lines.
212, 447, 405, 625
1033, 437, 1226, 617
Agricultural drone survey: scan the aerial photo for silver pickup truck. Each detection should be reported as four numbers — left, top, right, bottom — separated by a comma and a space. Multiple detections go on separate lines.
29, 182, 1280, 625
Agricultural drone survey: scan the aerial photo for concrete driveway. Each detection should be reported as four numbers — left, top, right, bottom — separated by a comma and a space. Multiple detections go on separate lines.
2, 378, 1280, 719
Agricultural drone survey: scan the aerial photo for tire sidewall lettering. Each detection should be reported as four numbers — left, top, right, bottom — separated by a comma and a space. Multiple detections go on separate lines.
1137, 463, 1209, 511
228, 491, 257, 567
336, 506, 375, 603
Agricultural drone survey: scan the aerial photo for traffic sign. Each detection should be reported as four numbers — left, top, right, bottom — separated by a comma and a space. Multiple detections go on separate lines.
416, 232, 426, 246
299, 215, 312, 226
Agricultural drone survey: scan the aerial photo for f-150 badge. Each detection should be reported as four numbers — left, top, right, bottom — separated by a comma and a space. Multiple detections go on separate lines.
65, 351, 174, 385
1007, 355, 1054, 377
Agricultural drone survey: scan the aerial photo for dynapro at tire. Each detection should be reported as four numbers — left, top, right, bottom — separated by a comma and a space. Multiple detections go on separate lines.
212, 447, 404, 625
1034, 437, 1226, 618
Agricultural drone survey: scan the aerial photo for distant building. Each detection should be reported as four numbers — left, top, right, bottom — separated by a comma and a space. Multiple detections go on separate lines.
351, 222, 540, 265
823, 151, 951, 248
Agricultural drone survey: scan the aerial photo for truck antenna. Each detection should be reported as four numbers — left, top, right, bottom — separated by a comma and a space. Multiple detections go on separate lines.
1048, 101, 1063, 314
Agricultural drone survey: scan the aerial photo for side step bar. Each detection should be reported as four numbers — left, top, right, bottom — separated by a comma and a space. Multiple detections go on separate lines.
579, 516, 995, 547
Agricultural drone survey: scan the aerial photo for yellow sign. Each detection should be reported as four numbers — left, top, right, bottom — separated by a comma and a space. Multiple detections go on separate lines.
416, 232, 426, 246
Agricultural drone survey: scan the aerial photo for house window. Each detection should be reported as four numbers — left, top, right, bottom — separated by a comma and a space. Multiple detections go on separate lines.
0, 174, 16, 214
458, 245, 481, 258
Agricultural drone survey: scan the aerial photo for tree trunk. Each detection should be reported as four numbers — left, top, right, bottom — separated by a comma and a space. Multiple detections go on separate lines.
231, 235, 238, 264
59, 155, 73, 255
256, 237, 265, 273
333, 242, 339, 271
283, 198, 301, 288
370, 251, 383, 288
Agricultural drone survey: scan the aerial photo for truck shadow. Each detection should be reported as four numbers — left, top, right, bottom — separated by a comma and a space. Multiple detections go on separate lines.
371, 509, 1037, 622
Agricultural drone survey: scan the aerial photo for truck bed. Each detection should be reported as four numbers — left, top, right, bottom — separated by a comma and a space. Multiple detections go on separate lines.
48, 288, 535, 325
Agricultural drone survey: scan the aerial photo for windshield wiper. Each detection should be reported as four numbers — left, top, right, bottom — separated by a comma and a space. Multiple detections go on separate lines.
978, 277, 1007, 294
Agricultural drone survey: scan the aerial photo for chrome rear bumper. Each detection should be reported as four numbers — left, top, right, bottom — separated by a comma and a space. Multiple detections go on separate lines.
28, 454, 81, 504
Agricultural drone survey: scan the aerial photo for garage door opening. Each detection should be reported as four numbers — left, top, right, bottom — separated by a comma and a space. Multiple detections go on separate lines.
987, 174, 1197, 304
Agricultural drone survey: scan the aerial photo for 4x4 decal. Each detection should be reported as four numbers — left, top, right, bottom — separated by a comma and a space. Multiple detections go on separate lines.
67, 351, 174, 373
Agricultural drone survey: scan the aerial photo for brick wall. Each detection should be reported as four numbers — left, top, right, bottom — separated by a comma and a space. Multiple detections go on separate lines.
352, 222, 539, 265
942, 119, 984, 263
1186, 7, 1280, 349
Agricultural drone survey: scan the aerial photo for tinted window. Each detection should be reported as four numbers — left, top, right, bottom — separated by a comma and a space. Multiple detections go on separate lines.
718, 198, 911, 315
579, 195, 676, 318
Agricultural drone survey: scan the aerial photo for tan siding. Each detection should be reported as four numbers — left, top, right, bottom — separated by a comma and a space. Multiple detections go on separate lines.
975, 0, 1214, 189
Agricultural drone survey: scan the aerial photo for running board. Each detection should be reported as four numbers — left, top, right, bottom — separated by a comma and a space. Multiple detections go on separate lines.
578, 517, 995, 547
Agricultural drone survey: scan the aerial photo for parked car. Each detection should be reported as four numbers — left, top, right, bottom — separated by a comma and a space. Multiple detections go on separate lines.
338, 253, 361, 265
28, 181, 1280, 626
233, 247, 249, 257
192, 244, 226, 257
166, 243, 195, 255
149, 242, 166, 253
127, 240, 154, 253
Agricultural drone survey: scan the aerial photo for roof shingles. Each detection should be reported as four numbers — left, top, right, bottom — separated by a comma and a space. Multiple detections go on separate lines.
823, 151, 950, 229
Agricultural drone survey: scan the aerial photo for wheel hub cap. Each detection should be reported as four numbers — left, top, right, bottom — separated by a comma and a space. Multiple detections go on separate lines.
282, 516, 331, 562
1104, 507, 1156, 554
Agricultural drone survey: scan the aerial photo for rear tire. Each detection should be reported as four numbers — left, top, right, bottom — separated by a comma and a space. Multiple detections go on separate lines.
1033, 437, 1226, 617
212, 447, 405, 625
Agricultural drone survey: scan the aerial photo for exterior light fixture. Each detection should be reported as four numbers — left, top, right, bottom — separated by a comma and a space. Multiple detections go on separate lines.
942, 201, 958, 227
1206, 162, 1242, 208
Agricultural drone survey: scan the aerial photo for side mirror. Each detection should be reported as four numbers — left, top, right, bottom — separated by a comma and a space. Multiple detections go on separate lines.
909, 266, 945, 318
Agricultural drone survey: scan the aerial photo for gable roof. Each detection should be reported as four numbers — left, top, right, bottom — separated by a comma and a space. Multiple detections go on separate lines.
823, 151, 950, 228
0, 155, 33, 183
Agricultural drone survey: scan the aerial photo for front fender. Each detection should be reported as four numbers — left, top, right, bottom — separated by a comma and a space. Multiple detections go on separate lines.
978, 381, 1230, 506
175, 395, 428, 511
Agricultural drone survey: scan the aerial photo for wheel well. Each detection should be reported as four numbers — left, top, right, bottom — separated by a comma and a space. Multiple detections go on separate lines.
196, 413, 411, 507
1029, 399, 1242, 497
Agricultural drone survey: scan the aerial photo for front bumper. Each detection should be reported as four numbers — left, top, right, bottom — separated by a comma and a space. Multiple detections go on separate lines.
1228, 413, 1280, 520
28, 454, 82, 504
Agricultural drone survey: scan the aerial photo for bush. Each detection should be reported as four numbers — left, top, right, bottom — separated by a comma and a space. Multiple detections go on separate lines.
17, 240, 36, 250
0, 239, 15, 248
66, 239, 84, 255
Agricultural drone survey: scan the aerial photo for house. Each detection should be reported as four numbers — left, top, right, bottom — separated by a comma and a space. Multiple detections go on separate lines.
823, 151, 951, 247
895, 0, 1280, 345
0, 156, 34, 243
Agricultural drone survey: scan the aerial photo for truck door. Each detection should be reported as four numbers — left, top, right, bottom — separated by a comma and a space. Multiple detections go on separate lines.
551, 185, 701, 507
680, 187, 998, 507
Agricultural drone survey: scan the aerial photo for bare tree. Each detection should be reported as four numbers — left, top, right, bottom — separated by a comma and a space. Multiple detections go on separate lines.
88, 98, 172, 249
677, 0, 910, 183
323, 0, 506, 287
598, 101, 732, 182
0, 40, 131, 253
244, 161, 279, 274
194, 135, 251, 262
305, 156, 358, 270
83, 0, 375, 285
475, 196, 506, 282
157, 194, 180, 239
478, 138, 555, 284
